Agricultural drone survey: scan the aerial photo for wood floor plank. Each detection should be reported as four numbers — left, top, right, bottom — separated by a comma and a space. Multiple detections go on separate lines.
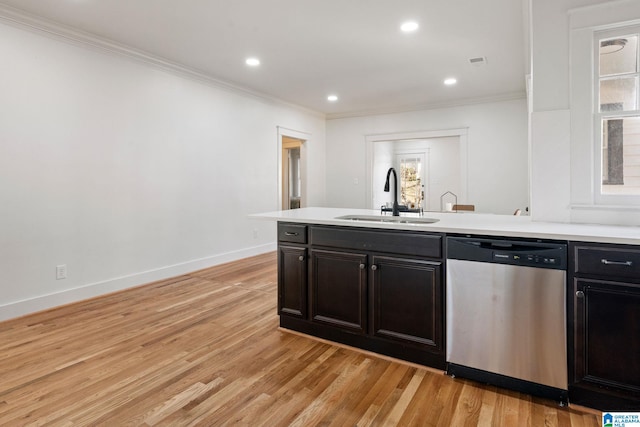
0, 252, 601, 426
445, 382, 483, 427
385, 369, 426, 425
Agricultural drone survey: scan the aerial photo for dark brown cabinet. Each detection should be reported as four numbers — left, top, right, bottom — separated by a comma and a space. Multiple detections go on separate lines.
277, 221, 445, 369
277, 223, 308, 319
371, 255, 442, 351
310, 249, 368, 333
569, 242, 640, 410
278, 245, 307, 318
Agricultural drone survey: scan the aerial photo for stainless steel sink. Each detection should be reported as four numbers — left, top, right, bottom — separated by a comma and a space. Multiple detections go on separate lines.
335, 214, 439, 224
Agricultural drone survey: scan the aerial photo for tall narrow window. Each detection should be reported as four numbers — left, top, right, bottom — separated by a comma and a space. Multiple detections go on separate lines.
597, 32, 640, 196
396, 154, 425, 209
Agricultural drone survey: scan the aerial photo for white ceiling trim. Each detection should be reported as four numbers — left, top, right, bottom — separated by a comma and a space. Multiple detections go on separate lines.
326, 91, 527, 120
0, 3, 326, 119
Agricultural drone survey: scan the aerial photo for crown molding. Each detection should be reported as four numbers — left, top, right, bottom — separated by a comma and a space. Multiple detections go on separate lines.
326, 91, 527, 120
0, 3, 325, 119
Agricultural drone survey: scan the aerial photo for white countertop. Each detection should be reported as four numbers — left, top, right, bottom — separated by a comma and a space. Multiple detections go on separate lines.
251, 207, 640, 245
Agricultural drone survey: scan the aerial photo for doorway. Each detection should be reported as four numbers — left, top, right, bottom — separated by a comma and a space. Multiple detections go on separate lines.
282, 136, 303, 210
365, 128, 469, 211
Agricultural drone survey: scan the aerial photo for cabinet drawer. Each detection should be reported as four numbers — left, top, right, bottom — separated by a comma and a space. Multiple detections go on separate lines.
573, 244, 640, 281
278, 223, 307, 244
310, 225, 442, 259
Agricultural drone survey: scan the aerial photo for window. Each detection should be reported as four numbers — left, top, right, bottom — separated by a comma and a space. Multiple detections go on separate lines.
568, 5, 640, 220
396, 154, 425, 209
596, 30, 640, 197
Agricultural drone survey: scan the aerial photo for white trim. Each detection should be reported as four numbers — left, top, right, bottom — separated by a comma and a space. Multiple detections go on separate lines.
569, 0, 640, 30
365, 128, 469, 209
571, 203, 640, 211
277, 127, 311, 140
365, 128, 468, 142
327, 92, 526, 120
0, 4, 325, 119
0, 243, 276, 322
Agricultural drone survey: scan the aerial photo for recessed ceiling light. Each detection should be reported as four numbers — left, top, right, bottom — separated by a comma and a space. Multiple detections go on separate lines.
400, 21, 419, 33
444, 78, 457, 86
245, 57, 260, 66
327, 95, 338, 102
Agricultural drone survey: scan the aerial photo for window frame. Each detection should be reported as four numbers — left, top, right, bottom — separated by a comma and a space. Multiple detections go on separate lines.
593, 25, 640, 206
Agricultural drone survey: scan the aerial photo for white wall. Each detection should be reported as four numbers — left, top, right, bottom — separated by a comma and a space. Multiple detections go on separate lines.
325, 98, 529, 215
0, 21, 326, 320
372, 141, 394, 209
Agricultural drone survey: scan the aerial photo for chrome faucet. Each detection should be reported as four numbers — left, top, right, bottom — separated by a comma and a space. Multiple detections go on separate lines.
384, 167, 400, 216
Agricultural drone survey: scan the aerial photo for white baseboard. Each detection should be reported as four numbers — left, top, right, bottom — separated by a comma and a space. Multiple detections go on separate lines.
0, 243, 276, 322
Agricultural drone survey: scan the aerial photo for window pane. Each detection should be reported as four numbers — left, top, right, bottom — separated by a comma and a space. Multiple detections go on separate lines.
600, 77, 637, 111
600, 35, 637, 76
399, 156, 423, 208
602, 116, 640, 195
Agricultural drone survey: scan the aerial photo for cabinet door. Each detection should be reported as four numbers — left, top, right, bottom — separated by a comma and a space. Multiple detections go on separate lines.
371, 255, 442, 350
278, 245, 307, 318
310, 249, 368, 333
573, 279, 640, 394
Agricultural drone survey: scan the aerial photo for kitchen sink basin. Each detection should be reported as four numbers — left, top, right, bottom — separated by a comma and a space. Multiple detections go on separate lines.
335, 214, 439, 224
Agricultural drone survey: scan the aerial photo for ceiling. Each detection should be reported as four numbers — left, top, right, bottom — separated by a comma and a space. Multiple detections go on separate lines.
0, 0, 529, 118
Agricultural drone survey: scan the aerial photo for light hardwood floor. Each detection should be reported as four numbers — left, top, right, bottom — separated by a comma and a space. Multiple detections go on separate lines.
0, 252, 600, 426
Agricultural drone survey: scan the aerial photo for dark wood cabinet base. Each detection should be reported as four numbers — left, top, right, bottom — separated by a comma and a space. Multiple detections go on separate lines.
280, 316, 446, 370
569, 385, 640, 411
568, 242, 640, 410
278, 222, 446, 372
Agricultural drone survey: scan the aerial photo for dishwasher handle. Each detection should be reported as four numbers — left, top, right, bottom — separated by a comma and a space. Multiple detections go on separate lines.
478, 241, 555, 252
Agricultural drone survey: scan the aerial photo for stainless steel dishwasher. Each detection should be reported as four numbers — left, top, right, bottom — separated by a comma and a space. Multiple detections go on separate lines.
446, 236, 568, 403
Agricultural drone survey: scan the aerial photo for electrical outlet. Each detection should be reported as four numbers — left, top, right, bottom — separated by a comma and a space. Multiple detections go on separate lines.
56, 264, 67, 280
253, 229, 259, 239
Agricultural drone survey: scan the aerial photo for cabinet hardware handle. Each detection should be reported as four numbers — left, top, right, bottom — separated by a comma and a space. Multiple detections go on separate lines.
576, 290, 585, 298
284, 232, 299, 236
298, 255, 304, 262
371, 265, 378, 271
601, 259, 633, 267
359, 263, 366, 270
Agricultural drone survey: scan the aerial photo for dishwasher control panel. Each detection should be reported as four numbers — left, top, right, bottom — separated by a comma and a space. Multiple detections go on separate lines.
448, 236, 567, 270
493, 252, 560, 266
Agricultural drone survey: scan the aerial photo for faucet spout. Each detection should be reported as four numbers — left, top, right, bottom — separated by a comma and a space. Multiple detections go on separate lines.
384, 167, 400, 216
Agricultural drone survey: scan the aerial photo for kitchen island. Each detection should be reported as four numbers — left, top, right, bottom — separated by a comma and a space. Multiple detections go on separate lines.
252, 207, 640, 410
